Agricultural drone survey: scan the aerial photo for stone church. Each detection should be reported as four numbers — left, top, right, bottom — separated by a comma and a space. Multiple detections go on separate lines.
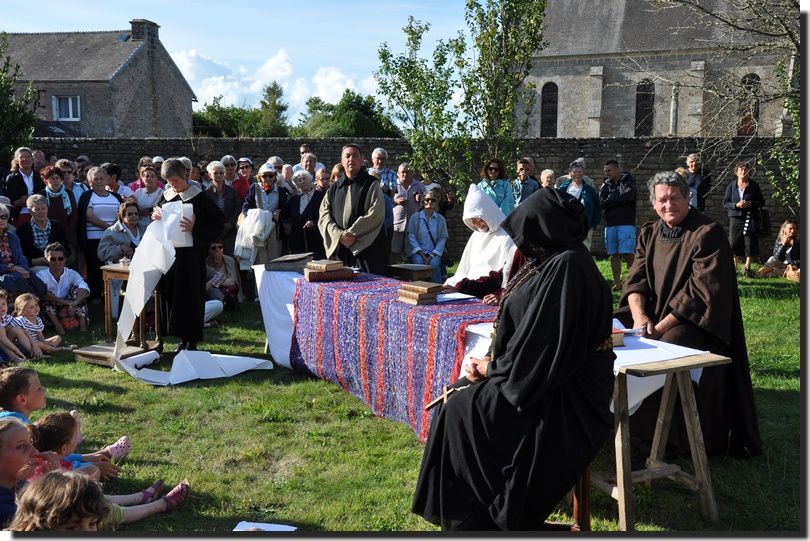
524, 0, 791, 139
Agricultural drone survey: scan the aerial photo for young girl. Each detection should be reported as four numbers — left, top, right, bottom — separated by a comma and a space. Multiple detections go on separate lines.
8, 469, 190, 531
0, 367, 129, 478
8, 470, 110, 531
10, 293, 67, 356
0, 418, 60, 528
27, 412, 101, 481
0, 291, 28, 365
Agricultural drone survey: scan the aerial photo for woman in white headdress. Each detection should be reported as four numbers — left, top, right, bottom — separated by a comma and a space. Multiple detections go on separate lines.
443, 184, 517, 303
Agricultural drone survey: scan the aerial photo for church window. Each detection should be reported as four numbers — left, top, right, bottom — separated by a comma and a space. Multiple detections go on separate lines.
634, 79, 655, 137
540, 82, 558, 137
738, 73, 761, 136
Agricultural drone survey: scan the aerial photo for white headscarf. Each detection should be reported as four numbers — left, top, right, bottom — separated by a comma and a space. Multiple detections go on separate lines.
445, 184, 517, 288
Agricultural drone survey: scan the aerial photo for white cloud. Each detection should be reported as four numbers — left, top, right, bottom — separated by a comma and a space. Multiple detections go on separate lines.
171, 49, 230, 83
312, 67, 358, 103
253, 49, 294, 88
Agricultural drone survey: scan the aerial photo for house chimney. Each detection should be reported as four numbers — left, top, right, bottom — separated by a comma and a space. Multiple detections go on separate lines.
130, 19, 159, 42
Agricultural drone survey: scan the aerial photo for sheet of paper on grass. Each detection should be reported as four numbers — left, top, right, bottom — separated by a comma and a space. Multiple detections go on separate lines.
118, 351, 273, 386
233, 521, 297, 532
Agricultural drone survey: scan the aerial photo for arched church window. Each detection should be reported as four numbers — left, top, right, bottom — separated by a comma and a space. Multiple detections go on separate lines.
540, 82, 558, 137
738, 73, 761, 136
634, 79, 655, 137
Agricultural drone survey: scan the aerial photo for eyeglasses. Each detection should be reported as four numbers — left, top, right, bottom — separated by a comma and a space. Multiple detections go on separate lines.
49, 256, 65, 262
0, 215, 8, 221
487, 166, 499, 172
210, 245, 224, 251
237, 165, 252, 170
124, 212, 139, 217
260, 173, 277, 179
423, 198, 437, 203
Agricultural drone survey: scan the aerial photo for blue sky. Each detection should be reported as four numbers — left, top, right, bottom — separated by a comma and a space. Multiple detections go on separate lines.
2, 0, 467, 122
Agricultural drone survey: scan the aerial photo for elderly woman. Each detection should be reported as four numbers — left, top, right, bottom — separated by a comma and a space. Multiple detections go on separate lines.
204, 161, 240, 254
617, 171, 762, 457
38, 165, 78, 237
54, 159, 88, 205
132, 165, 163, 229
77, 166, 123, 301
406, 189, 448, 283
205, 238, 243, 309
0, 203, 46, 297
5, 147, 44, 226
35, 242, 89, 334
16, 195, 72, 275
153, 158, 225, 352
722, 161, 765, 277
413, 189, 615, 530
477, 158, 515, 217
97, 201, 144, 264
233, 158, 252, 202
240, 163, 288, 264
558, 161, 602, 250
283, 170, 325, 258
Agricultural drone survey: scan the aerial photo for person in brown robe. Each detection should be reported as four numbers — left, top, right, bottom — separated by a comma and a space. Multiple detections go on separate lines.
616, 171, 763, 457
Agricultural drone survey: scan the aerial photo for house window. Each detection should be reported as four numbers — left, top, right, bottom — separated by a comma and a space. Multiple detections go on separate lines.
540, 82, 558, 137
738, 73, 761, 136
52, 96, 81, 121
634, 79, 655, 136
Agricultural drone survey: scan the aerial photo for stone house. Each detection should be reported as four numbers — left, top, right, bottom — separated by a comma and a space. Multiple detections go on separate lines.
6, 19, 195, 137
525, 0, 791, 138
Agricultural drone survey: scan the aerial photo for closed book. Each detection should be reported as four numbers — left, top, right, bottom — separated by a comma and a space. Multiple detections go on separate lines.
397, 289, 438, 301
304, 267, 355, 282
266, 252, 314, 273
612, 328, 625, 347
397, 294, 437, 305
306, 259, 344, 272
400, 281, 443, 294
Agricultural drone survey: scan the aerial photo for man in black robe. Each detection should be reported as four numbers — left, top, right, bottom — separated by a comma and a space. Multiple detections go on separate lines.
317, 143, 388, 275
412, 188, 616, 530
154, 158, 225, 351
616, 171, 762, 457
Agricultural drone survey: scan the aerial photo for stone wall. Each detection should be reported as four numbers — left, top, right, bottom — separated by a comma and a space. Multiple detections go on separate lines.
31, 136, 790, 259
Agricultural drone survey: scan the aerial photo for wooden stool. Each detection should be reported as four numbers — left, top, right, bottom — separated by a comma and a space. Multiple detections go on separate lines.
543, 466, 591, 531
387, 263, 434, 282
592, 354, 729, 530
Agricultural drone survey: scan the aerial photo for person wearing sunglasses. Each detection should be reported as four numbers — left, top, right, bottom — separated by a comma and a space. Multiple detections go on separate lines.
97, 201, 145, 320
233, 158, 253, 203
477, 158, 515, 217
406, 189, 448, 283
35, 242, 89, 334
238, 163, 288, 264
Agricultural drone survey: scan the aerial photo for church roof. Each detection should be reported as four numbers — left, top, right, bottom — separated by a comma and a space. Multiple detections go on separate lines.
538, 0, 729, 57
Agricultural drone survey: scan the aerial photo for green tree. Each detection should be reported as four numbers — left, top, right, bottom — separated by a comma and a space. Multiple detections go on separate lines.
192, 96, 265, 137
376, 17, 474, 190
760, 62, 799, 215
0, 33, 38, 166
257, 81, 290, 137
294, 90, 401, 138
451, 0, 547, 161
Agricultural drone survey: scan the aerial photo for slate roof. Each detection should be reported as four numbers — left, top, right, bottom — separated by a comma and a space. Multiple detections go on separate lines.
5, 30, 143, 81
538, 0, 733, 57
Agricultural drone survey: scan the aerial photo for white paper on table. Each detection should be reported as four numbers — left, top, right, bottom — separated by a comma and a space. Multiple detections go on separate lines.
233, 521, 297, 532
436, 292, 475, 303
161, 201, 194, 248
112, 220, 176, 366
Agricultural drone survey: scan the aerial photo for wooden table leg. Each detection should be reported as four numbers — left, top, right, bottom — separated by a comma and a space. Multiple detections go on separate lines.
675, 371, 720, 524
104, 274, 112, 342
153, 290, 162, 348
648, 373, 678, 481
614, 373, 635, 531
138, 308, 147, 349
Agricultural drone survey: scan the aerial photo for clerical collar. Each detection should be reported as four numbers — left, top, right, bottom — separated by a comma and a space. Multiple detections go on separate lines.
163, 183, 202, 201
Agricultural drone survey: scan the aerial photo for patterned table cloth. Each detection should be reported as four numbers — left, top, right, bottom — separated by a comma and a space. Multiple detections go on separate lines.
290, 274, 497, 441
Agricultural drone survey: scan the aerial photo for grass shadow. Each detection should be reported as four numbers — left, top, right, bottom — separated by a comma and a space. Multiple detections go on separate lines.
738, 279, 800, 299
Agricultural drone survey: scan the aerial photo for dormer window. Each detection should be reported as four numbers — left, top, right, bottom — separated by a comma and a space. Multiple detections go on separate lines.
52, 96, 81, 121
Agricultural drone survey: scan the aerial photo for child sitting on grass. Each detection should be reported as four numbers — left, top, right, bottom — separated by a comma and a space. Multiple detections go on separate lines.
8, 470, 191, 531
0, 291, 29, 366
27, 412, 102, 480
0, 418, 60, 528
10, 293, 70, 357
0, 367, 128, 480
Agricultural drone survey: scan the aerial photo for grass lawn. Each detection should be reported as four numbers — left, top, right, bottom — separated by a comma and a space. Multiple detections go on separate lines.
24, 259, 800, 532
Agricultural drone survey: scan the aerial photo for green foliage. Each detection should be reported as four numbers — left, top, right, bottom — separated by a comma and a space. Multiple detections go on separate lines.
760, 61, 799, 215
293, 90, 401, 138
376, 0, 547, 194
257, 81, 290, 137
452, 0, 547, 161
0, 33, 38, 166
376, 17, 474, 191
192, 96, 265, 137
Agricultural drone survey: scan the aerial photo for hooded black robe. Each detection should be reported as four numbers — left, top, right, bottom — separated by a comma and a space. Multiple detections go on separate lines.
412, 188, 616, 530
616, 208, 762, 457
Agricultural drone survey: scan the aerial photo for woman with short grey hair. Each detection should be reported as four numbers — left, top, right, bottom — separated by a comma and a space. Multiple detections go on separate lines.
204, 160, 240, 254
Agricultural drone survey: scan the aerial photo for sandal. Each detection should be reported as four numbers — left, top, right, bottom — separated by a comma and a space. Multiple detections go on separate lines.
102, 435, 131, 461
161, 479, 190, 511
140, 479, 164, 504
